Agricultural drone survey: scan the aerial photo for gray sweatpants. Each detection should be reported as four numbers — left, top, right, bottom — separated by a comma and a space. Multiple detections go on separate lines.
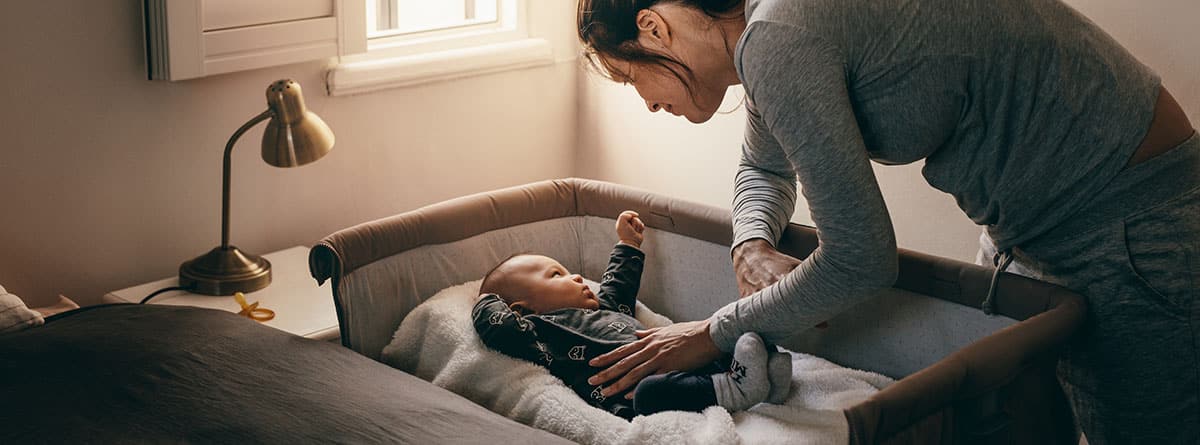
978, 133, 1200, 444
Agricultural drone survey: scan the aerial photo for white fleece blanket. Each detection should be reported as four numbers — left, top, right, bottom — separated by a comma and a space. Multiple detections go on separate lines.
381, 280, 894, 445
1, 285, 43, 334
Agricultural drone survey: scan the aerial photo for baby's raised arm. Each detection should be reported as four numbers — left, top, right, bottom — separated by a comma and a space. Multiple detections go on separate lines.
597, 211, 646, 315
615, 210, 645, 248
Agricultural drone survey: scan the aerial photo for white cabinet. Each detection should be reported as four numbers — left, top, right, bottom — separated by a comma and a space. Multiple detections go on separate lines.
145, 0, 366, 81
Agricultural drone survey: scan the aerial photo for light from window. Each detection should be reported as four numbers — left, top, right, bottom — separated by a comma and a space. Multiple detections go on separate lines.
328, 0, 553, 95
368, 0, 501, 38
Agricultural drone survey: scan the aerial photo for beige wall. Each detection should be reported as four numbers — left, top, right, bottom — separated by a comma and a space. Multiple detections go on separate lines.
577, 0, 1200, 264
2, 1, 1196, 307
0, 1, 578, 306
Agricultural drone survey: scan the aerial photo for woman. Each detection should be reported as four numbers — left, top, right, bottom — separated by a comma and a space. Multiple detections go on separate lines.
577, 0, 1198, 443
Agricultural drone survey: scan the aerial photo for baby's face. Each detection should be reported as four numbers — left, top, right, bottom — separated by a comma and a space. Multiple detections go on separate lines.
504, 255, 600, 314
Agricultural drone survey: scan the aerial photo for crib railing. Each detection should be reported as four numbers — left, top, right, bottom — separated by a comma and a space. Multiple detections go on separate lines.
311, 177, 1085, 444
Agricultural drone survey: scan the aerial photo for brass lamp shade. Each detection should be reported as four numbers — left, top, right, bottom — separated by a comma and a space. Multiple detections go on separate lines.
179, 79, 334, 296
262, 79, 334, 168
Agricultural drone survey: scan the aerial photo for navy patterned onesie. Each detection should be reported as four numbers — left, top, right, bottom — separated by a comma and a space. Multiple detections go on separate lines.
472, 244, 724, 420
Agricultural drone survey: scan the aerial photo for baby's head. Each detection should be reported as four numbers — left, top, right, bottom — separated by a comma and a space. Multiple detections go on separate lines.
480, 254, 600, 315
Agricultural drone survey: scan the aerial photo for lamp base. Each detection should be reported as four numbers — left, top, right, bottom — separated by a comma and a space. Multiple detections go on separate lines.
179, 246, 272, 296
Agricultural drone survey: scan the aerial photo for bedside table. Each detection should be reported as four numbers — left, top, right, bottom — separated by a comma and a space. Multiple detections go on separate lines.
104, 246, 338, 341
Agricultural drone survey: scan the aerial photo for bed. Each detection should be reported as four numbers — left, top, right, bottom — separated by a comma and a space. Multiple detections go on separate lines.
309, 178, 1086, 444
0, 303, 571, 443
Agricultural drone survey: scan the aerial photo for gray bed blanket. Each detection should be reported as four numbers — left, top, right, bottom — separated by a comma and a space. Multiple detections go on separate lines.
0, 304, 570, 444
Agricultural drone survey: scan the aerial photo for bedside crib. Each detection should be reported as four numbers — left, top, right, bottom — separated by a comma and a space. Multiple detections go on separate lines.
310, 178, 1084, 444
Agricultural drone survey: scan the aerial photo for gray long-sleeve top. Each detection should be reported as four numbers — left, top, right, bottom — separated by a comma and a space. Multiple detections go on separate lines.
708, 0, 1160, 351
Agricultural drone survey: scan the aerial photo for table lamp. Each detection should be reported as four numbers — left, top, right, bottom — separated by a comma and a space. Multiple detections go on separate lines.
179, 79, 334, 296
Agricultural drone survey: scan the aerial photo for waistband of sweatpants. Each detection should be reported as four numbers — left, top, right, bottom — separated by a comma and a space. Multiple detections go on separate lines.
1024, 131, 1200, 247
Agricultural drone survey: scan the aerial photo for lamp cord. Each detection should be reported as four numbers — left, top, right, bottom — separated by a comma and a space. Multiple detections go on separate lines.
139, 286, 192, 304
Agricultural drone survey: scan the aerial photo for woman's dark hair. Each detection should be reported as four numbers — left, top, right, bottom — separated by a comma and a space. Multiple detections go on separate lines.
577, 0, 743, 94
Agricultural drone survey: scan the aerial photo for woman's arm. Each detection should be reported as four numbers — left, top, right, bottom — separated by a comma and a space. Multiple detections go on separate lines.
589, 22, 899, 396
730, 137, 798, 254
708, 22, 899, 352
731, 138, 805, 298
733, 238, 802, 298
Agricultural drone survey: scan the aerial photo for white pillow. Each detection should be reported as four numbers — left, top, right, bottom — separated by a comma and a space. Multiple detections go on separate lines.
1, 285, 44, 334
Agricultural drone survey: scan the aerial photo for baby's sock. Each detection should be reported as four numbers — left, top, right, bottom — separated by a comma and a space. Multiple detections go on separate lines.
712, 332, 769, 411
766, 348, 793, 404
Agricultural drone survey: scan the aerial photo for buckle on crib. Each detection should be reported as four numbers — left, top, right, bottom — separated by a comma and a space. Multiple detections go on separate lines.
982, 251, 1014, 316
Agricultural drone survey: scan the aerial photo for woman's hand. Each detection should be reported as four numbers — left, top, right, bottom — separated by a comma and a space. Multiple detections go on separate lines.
733, 239, 802, 298
587, 320, 722, 399
615, 210, 645, 248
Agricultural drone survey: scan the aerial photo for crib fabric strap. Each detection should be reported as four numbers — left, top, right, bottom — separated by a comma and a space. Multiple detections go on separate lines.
982, 250, 1013, 315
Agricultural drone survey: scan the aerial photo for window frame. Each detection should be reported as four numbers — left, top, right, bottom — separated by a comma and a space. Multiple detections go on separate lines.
327, 0, 554, 96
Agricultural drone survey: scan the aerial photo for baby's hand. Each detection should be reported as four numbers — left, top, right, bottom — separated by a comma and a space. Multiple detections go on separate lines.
616, 210, 645, 248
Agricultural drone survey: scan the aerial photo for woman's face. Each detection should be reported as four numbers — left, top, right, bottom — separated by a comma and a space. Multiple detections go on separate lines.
619, 60, 726, 124
598, 5, 741, 124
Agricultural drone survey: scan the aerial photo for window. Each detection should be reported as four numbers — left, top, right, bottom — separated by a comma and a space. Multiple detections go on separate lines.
326, 0, 556, 96
369, 0, 500, 37
361, 0, 522, 57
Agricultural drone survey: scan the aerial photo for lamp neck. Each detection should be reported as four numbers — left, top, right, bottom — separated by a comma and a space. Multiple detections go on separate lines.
221, 110, 273, 249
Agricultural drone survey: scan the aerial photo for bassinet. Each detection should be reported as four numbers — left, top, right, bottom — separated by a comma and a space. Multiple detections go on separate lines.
309, 178, 1084, 444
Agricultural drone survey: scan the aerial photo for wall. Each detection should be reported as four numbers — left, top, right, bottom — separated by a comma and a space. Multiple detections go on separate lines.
577, 0, 1200, 264
0, 1, 579, 306
1, 1, 1194, 307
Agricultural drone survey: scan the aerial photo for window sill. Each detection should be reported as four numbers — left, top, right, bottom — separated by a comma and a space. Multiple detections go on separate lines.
326, 38, 554, 96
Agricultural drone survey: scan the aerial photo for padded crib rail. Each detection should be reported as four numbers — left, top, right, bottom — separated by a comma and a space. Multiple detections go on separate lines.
309, 179, 579, 287
774, 221, 1085, 443
311, 178, 1086, 444
309, 178, 732, 285
843, 254, 1085, 444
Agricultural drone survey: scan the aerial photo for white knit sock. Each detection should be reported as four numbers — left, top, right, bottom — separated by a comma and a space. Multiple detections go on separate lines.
766, 348, 793, 404
712, 332, 770, 411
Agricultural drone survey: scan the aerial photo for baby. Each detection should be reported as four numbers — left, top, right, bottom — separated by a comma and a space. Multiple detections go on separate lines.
472, 211, 791, 420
